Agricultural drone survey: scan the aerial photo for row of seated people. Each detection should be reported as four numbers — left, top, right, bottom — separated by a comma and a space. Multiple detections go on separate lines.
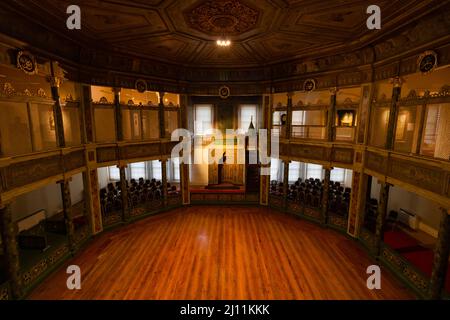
270, 178, 351, 216
100, 178, 179, 216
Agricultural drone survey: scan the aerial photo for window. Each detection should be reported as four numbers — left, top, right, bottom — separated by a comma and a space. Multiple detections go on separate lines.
270, 157, 281, 181
288, 161, 301, 182
239, 105, 257, 131
130, 162, 146, 180
172, 158, 180, 182
331, 168, 345, 183
306, 164, 323, 180
108, 166, 120, 181
194, 105, 213, 135
292, 110, 326, 139
292, 111, 305, 125
151, 160, 162, 180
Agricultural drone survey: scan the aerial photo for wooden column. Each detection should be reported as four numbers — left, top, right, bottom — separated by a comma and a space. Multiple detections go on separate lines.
286, 93, 293, 140
0, 203, 22, 299
81, 84, 94, 143
415, 102, 428, 154
59, 179, 75, 252
282, 160, 289, 208
374, 182, 390, 256
81, 171, 94, 234
179, 94, 188, 129
348, 172, 367, 238
321, 168, 331, 224
180, 163, 190, 205
48, 62, 65, 148
161, 159, 168, 207
159, 92, 166, 139
428, 208, 450, 299
327, 88, 337, 142
385, 77, 402, 150
119, 165, 129, 222
113, 88, 123, 142
113, 87, 123, 140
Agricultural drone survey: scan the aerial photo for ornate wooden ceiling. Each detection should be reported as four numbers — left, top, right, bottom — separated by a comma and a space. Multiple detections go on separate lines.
4, 0, 443, 67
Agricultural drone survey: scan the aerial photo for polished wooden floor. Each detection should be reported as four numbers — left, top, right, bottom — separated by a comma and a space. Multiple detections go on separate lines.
29, 206, 413, 300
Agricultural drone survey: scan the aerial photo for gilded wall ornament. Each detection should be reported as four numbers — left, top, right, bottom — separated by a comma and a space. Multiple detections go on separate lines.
135, 79, 147, 93
16, 51, 37, 75
3, 82, 15, 95
417, 50, 438, 74
37, 88, 46, 97
303, 79, 316, 92
219, 85, 230, 99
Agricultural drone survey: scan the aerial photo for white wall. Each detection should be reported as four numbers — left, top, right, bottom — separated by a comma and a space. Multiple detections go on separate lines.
97, 167, 109, 189
70, 173, 84, 205
11, 173, 86, 221
11, 183, 62, 221
370, 178, 441, 237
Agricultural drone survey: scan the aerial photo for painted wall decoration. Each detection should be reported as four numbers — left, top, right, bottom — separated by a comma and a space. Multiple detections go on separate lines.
89, 169, 103, 234
417, 50, 438, 74
16, 51, 37, 75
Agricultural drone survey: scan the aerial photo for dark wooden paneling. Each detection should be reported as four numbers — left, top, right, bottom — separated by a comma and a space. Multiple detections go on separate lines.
120, 143, 161, 160
4, 155, 62, 190
288, 144, 328, 161
63, 150, 86, 172
388, 158, 445, 195
96, 147, 118, 163
365, 151, 388, 175
332, 148, 354, 164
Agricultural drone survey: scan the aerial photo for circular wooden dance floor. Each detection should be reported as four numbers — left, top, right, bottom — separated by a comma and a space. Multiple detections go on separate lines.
29, 206, 412, 300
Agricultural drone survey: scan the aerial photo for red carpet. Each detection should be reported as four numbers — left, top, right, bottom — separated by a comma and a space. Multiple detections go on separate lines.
384, 231, 419, 250
385, 230, 450, 293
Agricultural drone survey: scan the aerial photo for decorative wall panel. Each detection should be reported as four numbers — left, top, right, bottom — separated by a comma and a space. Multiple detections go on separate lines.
96, 147, 118, 163
120, 143, 161, 160
388, 158, 445, 195
21, 243, 70, 291
331, 148, 354, 164
289, 144, 328, 161
381, 245, 429, 297
5, 155, 62, 190
365, 151, 388, 175
63, 150, 86, 172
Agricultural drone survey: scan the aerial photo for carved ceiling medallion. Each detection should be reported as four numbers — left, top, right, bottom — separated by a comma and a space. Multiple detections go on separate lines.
135, 79, 147, 93
184, 0, 260, 35
303, 79, 316, 92
417, 50, 438, 74
16, 50, 37, 75
219, 85, 230, 99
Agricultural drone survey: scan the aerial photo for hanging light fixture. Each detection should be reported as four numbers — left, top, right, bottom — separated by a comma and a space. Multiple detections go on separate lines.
216, 39, 231, 47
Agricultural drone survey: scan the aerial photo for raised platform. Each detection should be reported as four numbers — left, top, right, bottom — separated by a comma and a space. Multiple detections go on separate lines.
190, 184, 245, 194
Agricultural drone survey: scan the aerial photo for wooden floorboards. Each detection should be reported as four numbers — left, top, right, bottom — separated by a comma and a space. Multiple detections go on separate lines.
29, 206, 413, 300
